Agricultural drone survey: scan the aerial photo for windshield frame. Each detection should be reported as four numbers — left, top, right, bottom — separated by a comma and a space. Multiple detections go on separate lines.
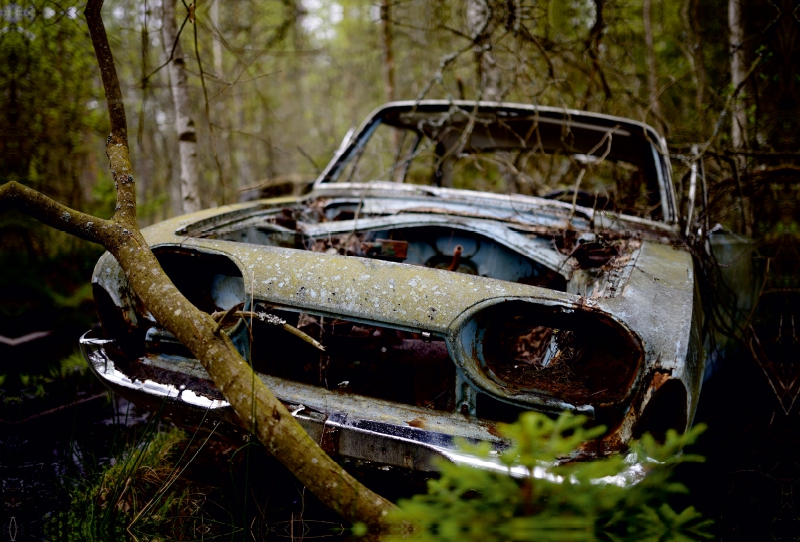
314, 101, 676, 225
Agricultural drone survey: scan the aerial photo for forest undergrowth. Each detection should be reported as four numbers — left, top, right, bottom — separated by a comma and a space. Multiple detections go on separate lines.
47, 395, 712, 542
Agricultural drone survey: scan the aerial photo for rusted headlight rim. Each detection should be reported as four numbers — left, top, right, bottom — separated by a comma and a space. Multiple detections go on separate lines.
446, 297, 646, 412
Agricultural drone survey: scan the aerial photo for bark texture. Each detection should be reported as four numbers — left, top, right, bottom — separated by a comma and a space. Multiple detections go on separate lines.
467, 0, 501, 101
1, 0, 397, 527
685, 0, 707, 112
380, 0, 396, 103
163, 0, 201, 213
729, 0, 747, 150
585, 0, 612, 101
643, 0, 663, 125
210, 0, 223, 78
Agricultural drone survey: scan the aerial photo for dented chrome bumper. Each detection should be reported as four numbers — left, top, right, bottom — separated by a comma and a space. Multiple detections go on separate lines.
81, 330, 655, 487
80, 330, 508, 473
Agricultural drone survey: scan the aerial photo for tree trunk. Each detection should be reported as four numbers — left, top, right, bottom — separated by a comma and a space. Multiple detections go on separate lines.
209, 0, 234, 196
467, 0, 501, 101
689, 0, 707, 114
729, 0, 747, 151
234, 90, 255, 187
380, 0, 396, 103
210, 0, 223, 78
677, 0, 701, 113
643, 0, 663, 126
163, 0, 201, 214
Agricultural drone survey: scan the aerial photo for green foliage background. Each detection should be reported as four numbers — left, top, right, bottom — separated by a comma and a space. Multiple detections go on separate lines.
0, 0, 767, 221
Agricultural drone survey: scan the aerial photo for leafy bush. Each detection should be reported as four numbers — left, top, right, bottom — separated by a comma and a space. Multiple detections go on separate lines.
386, 411, 712, 542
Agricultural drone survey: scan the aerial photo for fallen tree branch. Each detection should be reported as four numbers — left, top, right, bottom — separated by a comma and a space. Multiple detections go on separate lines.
0, 181, 111, 244
0, 0, 397, 528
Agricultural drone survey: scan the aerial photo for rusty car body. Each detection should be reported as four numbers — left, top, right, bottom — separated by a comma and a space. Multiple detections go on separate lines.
81, 101, 704, 474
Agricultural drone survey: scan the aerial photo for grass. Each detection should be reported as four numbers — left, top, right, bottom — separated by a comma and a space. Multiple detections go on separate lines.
47, 422, 238, 541
37, 354, 709, 541
43, 402, 347, 541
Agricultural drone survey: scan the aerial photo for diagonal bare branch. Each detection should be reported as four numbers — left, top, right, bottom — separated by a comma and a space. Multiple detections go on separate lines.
0, 181, 112, 244
58, 0, 400, 528
85, 0, 137, 225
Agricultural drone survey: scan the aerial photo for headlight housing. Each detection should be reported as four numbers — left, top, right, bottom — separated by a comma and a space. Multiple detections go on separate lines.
451, 299, 644, 410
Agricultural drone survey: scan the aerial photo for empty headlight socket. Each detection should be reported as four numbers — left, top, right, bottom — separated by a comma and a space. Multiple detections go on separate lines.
448, 298, 645, 418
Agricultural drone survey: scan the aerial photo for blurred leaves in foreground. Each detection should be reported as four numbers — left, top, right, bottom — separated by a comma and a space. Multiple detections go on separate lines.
382, 410, 712, 542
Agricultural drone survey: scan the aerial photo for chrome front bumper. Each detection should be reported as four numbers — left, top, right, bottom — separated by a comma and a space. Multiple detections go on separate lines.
79, 330, 512, 473
80, 330, 652, 486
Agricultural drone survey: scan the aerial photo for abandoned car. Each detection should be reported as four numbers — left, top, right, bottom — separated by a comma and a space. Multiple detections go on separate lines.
81, 101, 703, 474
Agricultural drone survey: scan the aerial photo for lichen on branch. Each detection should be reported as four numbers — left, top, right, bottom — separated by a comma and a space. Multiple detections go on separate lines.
0, 0, 397, 528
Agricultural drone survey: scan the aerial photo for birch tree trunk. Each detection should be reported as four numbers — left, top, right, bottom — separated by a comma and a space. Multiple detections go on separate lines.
163, 0, 201, 214
729, 0, 747, 151
467, 0, 501, 101
210, 0, 223, 78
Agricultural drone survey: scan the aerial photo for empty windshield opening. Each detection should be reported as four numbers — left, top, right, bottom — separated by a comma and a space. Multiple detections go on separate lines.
328, 110, 665, 221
